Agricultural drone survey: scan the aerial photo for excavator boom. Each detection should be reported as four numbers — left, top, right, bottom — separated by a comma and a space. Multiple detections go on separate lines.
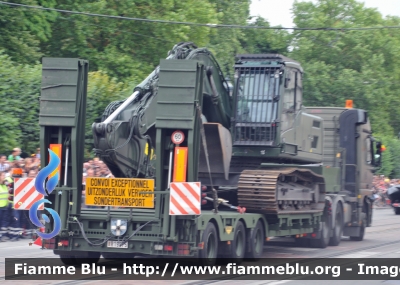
92, 42, 232, 179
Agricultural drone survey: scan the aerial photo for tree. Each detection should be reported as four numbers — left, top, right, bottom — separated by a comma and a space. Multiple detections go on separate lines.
240, 16, 291, 55
0, 0, 57, 64
208, 0, 250, 78
0, 51, 41, 154
290, 0, 400, 138
85, 71, 131, 156
41, 0, 219, 80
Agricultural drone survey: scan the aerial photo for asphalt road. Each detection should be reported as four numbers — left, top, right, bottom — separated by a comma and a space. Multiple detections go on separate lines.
1, 206, 400, 285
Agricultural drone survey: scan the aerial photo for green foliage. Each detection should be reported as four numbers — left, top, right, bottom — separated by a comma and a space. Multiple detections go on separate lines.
290, 0, 400, 137
373, 136, 400, 178
0, 51, 41, 154
207, 0, 250, 77
85, 71, 131, 154
240, 17, 291, 55
40, 0, 219, 80
0, 0, 57, 64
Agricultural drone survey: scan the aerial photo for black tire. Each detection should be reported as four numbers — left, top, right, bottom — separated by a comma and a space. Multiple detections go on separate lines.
59, 254, 77, 265
198, 222, 219, 266
245, 220, 265, 260
74, 252, 101, 265
329, 203, 343, 246
228, 221, 246, 263
366, 200, 373, 227
102, 252, 134, 259
295, 238, 310, 248
310, 220, 331, 248
394, 208, 400, 215
350, 215, 366, 241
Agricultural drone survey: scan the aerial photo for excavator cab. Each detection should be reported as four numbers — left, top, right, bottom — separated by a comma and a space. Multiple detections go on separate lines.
230, 54, 318, 163
233, 66, 280, 144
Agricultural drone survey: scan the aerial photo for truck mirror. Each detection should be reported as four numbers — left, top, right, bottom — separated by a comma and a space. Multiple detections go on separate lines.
376, 142, 382, 155
375, 142, 382, 167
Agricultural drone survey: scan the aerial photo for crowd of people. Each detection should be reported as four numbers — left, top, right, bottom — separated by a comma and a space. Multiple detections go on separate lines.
372, 175, 399, 206
0, 148, 40, 242
0, 147, 114, 242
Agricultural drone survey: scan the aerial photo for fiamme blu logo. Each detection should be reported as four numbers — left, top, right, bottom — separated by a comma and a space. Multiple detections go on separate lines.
29, 149, 62, 239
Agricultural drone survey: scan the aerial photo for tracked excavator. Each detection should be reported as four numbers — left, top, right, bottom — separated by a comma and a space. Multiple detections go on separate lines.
92, 42, 355, 216
36, 42, 382, 264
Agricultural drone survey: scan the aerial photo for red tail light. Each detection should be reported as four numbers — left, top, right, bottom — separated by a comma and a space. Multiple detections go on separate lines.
58, 240, 69, 247
164, 245, 173, 251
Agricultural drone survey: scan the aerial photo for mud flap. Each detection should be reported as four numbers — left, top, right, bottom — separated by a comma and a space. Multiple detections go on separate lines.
343, 212, 366, 237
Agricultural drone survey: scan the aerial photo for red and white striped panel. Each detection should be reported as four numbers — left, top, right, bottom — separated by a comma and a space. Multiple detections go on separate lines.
14, 178, 44, 210
169, 182, 201, 215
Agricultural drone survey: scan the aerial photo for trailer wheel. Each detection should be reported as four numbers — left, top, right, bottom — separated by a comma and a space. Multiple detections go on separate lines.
228, 221, 246, 263
59, 255, 77, 265
294, 238, 310, 247
329, 203, 343, 246
245, 220, 265, 260
310, 220, 330, 248
350, 216, 366, 241
394, 208, 400, 215
199, 222, 218, 266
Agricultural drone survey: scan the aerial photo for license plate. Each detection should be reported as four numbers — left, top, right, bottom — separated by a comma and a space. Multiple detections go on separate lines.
107, 241, 128, 248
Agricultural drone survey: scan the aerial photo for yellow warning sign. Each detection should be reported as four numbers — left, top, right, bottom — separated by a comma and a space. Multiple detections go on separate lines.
85, 178, 154, 208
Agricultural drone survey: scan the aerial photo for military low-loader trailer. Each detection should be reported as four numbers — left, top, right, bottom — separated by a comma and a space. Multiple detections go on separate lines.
37, 45, 381, 265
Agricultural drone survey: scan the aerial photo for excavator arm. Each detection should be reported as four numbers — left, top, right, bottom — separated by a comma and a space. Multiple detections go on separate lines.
92, 42, 232, 179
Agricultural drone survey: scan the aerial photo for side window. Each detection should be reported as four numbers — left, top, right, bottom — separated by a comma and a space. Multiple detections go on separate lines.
295, 72, 302, 111
283, 70, 295, 111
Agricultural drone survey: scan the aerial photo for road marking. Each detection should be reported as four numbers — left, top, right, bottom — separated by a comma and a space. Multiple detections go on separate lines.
267, 281, 291, 285
334, 251, 380, 258
290, 247, 319, 251
264, 246, 319, 251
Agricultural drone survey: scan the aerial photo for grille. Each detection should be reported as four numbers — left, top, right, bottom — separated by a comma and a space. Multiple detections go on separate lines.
234, 66, 279, 145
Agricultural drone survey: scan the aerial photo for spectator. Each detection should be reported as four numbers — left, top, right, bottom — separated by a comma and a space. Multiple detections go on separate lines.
86, 168, 95, 178
35, 148, 40, 159
83, 163, 90, 173
28, 169, 37, 178
23, 157, 35, 173
8, 148, 21, 162
0, 155, 10, 172
31, 156, 40, 169
0, 171, 22, 241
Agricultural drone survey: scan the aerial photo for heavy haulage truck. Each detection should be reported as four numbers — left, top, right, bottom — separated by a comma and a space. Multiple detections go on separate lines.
36, 42, 382, 265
